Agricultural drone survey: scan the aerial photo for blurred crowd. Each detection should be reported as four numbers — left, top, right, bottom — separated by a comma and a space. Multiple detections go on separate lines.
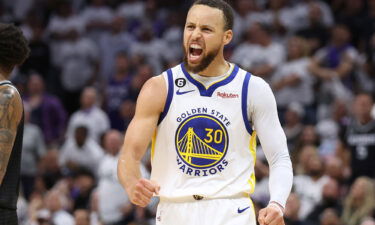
0, 0, 375, 224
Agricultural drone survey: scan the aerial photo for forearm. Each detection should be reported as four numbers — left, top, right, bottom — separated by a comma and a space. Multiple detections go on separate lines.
249, 76, 293, 208
268, 153, 293, 208
118, 149, 143, 193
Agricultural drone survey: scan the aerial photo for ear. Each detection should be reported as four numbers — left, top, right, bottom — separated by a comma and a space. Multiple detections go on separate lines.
223, 29, 233, 46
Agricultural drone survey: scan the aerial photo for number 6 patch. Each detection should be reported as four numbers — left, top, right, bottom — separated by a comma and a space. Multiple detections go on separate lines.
175, 78, 186, 88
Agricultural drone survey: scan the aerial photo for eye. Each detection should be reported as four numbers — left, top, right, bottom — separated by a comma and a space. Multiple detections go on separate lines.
186, 25, 194, 30
202, 28, 212, 32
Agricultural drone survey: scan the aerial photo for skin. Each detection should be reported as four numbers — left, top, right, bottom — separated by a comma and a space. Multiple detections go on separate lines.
0, 71, 23, 185
308, 25, 354, 80
118, 4, 285, 225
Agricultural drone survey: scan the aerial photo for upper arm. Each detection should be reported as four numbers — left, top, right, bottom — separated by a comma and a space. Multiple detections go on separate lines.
120, 75, 167, 161
0, 86, 23, 184
249, 77, 288, 164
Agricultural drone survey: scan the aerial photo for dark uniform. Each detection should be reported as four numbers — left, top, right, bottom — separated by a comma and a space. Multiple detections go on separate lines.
345, 119, 375, 181
0, 81, 24, 225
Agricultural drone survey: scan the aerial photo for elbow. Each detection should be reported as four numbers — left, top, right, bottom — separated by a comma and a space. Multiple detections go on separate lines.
269, 152, 293, 171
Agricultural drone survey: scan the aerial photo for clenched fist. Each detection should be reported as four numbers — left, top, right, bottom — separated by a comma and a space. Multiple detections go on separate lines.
258, 203, 285, 225
128, 178, 160, 207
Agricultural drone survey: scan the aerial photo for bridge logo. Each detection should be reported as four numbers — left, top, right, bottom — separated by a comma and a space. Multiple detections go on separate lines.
175, 114, 228, 169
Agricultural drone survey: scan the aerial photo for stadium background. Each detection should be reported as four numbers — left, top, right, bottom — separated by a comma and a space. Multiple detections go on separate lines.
0, 0, 375, 224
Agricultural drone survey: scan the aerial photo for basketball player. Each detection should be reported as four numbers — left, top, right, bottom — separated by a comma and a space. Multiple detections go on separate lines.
118, 1, 293, 225
0, 23, 30, 225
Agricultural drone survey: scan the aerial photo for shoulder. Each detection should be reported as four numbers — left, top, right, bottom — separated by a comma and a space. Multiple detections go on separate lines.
245, 74, 276, 111
0, 84, 21, 102
140, 75, 166, 96
0, 84, 22, 121
135, 74, 167, 114
248, 74, 271, 92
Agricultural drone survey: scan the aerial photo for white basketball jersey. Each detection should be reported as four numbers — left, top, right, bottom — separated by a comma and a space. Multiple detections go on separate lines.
151, 63, 257, 201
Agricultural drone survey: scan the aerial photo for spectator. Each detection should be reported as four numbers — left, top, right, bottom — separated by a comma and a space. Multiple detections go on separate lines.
97, 130, 133, 225
294, 125, 320, 154
344, 93, 375, 180
116, 0, 145, 21
272, 36, 314, 117
284, 193, 303, 225
231, 22, 285, 81
306, 178, 343, 224
98, 16, 134, 79
296, 2, 330, 53
19, 11, 51, 79
129, 24, 169, 74
309, 24, 357, 86
24, 73, 67, 146
66, 87, 110, 143
44, 190, 74, 225
294, 145, 318, 175
0, 2, 13, 23
47, 0, 85, 65
336, 0, 366, 49
74, 209, 91, 225
59, 126, 104, 176
308, 24, 357, 120
88, 191, 102, 225
71, 171, 96, 210
80, 0, 114, 43
282, 102, 305, 152
251, 0, 293, 39
55, 24, 100, 114
290, 0, 334, 31
128, 63, 153, 100
39, 150, 62, 190
325, 157, 348, 185
162, 11, 183, 61
316, 119, 339, 158
294, 154, 329, 219
342, 177, 375, 225
320, 208, 341, 225
105, 53, 134, 130
21, 103, 47, 200
140, 0, 167, 38
118, 99, 136, 132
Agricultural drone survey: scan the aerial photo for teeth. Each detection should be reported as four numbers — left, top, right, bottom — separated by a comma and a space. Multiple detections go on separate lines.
190, 44, 202, 49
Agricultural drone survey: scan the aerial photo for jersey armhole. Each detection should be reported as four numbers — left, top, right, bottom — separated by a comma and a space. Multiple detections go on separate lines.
158, 69, 174, 124
241, 72, 253, 134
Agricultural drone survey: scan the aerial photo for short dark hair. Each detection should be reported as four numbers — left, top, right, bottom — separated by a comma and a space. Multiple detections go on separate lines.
192, 0, 234, 31
0, 23, 30, 73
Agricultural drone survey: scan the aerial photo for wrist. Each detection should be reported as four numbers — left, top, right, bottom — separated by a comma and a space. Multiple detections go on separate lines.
268, 201, 284, 216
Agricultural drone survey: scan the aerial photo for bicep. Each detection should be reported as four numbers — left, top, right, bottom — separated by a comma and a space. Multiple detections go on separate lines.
0, 87, 22, 183
249, 78, 288, 163
121, 76, 166, 161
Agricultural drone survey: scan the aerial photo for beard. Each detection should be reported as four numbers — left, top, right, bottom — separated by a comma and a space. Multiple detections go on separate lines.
183, 45, 220, 74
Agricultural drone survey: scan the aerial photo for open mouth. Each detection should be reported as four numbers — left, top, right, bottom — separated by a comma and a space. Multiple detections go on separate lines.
188, 43, 203, 63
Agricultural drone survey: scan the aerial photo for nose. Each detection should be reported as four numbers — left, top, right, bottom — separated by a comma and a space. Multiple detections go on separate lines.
190, 27, 202, 41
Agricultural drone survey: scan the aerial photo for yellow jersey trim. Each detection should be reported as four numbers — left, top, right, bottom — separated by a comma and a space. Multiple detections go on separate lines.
151, 130, 157, 160
188, 64, 235, 90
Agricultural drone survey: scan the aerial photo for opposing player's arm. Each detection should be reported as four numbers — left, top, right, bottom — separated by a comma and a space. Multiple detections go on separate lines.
0, 86, 22, 185
118, 75, 166, 207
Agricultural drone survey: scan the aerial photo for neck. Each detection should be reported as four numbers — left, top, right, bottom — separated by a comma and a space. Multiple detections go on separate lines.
194, 54, 229, 77
0, 71, 8, 81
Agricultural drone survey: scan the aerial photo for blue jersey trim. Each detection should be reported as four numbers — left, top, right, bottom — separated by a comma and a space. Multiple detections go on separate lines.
181, 63, 239, 97
158, 69, 174, 124
241, 72, 253, 134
